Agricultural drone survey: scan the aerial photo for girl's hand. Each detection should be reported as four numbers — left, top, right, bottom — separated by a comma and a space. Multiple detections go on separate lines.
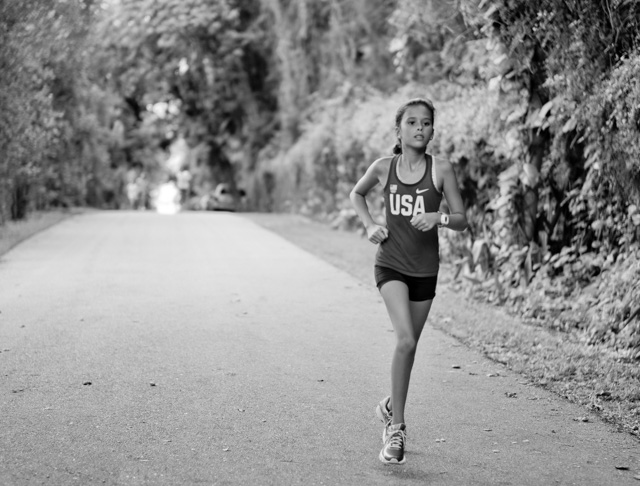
410, 212, 439, 232
366, 224, 389, 245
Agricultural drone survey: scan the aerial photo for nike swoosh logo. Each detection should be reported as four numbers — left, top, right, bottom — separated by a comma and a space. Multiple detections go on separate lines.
416, 188, 429, 194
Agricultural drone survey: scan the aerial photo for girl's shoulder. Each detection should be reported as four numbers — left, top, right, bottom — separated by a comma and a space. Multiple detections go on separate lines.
370, 155, 394, 175
431, 154, 451, 167
431, 155, 455, 175
430, 155, 455, 191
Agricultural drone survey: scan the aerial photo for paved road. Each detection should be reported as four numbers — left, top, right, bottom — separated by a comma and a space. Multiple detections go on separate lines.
0, 211, 637, 485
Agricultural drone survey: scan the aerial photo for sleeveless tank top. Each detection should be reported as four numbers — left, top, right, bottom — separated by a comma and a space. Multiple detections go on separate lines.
375, 154, 442, 276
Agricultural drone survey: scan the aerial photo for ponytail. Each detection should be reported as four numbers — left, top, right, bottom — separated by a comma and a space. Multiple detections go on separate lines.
392, 143, 402, 155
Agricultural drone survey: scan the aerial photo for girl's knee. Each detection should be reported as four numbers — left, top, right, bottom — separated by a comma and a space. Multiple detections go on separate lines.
395, 335, 417, 355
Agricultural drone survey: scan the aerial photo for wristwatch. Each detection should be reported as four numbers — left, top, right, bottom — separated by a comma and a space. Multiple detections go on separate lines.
438, 211, 449, 227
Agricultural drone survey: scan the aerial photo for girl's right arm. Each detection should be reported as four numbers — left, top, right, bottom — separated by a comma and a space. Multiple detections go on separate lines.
349, 159, 389, 245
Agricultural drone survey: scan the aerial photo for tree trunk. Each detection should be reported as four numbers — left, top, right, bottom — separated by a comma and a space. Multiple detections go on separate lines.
11, 178, 29, 221
523, 129, 545, 242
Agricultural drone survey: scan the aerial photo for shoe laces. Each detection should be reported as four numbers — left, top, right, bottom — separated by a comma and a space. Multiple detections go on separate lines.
387, 428, 406, 449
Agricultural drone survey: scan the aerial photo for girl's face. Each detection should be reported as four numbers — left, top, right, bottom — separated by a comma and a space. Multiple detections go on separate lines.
397, 104, 434, 152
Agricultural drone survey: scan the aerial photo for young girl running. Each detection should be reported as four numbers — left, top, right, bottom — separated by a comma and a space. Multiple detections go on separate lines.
349, 98, 467, 465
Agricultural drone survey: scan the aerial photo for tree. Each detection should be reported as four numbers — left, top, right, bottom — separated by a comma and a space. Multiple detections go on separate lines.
95, 0, 278, 188
0, 0, 115, 221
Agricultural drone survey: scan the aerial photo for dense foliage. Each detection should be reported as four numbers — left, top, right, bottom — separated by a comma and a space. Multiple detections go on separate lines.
444, 0, 640, 357
1, 0, 93, 222
1, 0, 639, 353
95, 0, 276, 182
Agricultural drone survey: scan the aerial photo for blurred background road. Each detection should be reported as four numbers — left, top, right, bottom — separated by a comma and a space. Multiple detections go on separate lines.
0, 211, 638, 485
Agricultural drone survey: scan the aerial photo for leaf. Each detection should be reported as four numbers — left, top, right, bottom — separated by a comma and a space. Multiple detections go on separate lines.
463, 274, 483, 285
520, 163, 540, 188
562, 116, 577, 133
498, 164, 520, 185
529, 100, 553, 128
493, 53, 508, 65
483, 4, 499, 19
472, 239, 490, 270
505, 106, 527, 124
538, 100, 554, 120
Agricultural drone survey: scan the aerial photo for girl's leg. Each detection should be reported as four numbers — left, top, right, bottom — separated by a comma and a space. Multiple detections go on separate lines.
379, 282, 433, 425
409, 299, 433, 341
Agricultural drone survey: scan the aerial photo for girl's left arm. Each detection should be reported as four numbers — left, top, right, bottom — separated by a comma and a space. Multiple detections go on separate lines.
440, 160, 468, 232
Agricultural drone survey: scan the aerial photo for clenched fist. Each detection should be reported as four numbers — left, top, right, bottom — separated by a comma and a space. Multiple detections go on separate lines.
366, 224, 389, 245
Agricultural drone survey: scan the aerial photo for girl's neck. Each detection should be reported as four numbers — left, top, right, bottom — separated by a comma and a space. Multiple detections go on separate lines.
400, 148, 426, 169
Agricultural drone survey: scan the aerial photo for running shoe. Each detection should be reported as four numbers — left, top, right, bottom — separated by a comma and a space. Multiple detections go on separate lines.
376, 396, 392, 424
379, 423, 407, 465
376, 396, 393, 442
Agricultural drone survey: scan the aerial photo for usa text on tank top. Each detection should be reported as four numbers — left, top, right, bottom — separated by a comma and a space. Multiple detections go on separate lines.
375, 154, 442, 277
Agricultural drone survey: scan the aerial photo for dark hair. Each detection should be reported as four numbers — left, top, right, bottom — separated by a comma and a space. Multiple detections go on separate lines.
392, 98, 436, 155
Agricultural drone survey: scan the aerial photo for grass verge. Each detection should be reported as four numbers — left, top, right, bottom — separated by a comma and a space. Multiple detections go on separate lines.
0, 209, 83, 258
243, 212, 640, 440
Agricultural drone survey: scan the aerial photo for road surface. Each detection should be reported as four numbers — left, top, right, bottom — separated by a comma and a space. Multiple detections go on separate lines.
0, 211, 638, 485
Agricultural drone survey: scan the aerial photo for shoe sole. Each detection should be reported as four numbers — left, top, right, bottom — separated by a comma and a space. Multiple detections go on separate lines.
378, 450, 406, 465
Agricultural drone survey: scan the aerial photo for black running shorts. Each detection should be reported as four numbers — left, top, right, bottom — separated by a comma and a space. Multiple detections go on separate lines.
374, 265, 437, 302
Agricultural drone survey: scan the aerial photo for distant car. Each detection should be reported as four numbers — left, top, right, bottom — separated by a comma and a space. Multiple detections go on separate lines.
203, 183, 246, 212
